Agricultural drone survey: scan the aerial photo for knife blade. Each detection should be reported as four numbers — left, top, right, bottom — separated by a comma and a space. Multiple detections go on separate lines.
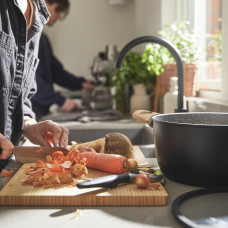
13, 146, 69, 163
77, 172, 162, 188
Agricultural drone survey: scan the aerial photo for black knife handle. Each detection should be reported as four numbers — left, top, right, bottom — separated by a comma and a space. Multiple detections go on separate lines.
0, 147, 10, 171
77, 173, 130, 188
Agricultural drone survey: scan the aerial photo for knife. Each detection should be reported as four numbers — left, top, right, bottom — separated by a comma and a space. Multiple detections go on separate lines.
12, 146, 69, 163
77, 172, 163, 188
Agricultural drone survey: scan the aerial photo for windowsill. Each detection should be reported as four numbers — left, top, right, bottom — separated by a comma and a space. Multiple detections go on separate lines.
198, 79, 221, 91
187, 94, 228, 112
187, 74, 228, 112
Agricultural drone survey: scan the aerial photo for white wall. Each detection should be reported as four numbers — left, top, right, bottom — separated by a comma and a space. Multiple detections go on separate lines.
161, 0, 185, 26
43, 0, 164, 81
134, 0, 161, 36
44, 0, 136, 79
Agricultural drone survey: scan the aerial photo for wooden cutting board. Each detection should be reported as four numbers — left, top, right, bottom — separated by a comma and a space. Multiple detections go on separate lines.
0, 146, 168, 206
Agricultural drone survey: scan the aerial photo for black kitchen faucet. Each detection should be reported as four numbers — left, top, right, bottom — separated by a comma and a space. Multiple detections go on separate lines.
114, 36, 187, 113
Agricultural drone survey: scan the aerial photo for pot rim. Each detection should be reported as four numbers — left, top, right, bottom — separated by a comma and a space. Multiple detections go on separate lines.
152, 112, 228, 127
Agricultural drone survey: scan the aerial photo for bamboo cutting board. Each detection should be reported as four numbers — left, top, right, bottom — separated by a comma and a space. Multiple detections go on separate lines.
0, 146, 168, 206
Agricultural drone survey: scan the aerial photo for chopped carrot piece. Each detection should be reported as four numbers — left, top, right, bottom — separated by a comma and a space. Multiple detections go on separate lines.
35, 160, 46, 168
52, 151, 64, 159
2, 169, 14, 177
45, 131, 53, 145
35, 148, 44, 153
48, 160, 62, 173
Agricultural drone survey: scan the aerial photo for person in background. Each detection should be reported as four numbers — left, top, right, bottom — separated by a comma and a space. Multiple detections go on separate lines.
0, 0, 69, 171
31, 0, 94, 120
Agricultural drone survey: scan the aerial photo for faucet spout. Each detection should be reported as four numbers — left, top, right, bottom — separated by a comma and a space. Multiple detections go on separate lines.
114, 36, 187, 113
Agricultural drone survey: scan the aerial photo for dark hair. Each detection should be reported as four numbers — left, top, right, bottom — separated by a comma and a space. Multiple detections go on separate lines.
46, 0, 70, 16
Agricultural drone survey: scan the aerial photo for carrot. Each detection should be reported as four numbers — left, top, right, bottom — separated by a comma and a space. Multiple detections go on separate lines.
77, 152, 130, 174
2, 169, 14, 177
45, 160, 62, 173
52, 151, 64, 159
35, 160, 46, 168
35, 148, 44, 153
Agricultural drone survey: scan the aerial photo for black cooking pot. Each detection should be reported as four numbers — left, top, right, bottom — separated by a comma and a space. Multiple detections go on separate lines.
133, 110, 228, 188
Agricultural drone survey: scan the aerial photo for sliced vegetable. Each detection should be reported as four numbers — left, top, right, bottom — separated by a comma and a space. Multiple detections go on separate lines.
51, 151, 64, 159
23, 134, 135, 188
2, 169, 14, 177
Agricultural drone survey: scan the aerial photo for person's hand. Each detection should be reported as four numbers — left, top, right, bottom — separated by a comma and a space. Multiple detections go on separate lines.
61, 98, 80, 112
22, 116, 69, 148
82, 80, 95, 92
0, 134, 14, 159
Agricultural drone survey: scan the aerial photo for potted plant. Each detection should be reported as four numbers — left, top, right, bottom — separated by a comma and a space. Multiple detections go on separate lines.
152, 21, 201, 111
110, 21, 201, 112
158, 21, 201, 63
157, 21, 201, 93
110, 50, 163, 112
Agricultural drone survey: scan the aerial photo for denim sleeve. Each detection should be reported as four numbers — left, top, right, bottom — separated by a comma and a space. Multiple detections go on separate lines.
23, 73, 37, 119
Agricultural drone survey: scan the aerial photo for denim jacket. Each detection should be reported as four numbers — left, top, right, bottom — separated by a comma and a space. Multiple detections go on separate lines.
0, 0, 49, 146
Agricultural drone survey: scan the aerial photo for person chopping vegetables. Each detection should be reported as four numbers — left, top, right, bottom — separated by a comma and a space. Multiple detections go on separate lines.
31, 0, 94, 120
0, 0, 69, 171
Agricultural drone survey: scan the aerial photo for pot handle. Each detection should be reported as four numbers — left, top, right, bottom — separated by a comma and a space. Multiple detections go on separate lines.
132, 110, 160, 126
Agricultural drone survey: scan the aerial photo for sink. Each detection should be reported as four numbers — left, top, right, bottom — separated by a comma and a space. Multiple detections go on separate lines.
60, 120, 155, 158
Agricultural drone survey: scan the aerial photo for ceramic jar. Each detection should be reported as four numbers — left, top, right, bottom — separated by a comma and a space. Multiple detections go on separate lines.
130, 84, 151, 114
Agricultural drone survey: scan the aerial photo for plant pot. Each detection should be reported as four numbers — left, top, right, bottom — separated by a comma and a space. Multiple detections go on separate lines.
153, 63, 198, 112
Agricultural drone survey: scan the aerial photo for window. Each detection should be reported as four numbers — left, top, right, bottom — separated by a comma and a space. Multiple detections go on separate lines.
185, 0, 222, 92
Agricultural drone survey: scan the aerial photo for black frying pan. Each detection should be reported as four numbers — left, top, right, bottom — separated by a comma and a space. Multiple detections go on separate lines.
133, 110, 228, 187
